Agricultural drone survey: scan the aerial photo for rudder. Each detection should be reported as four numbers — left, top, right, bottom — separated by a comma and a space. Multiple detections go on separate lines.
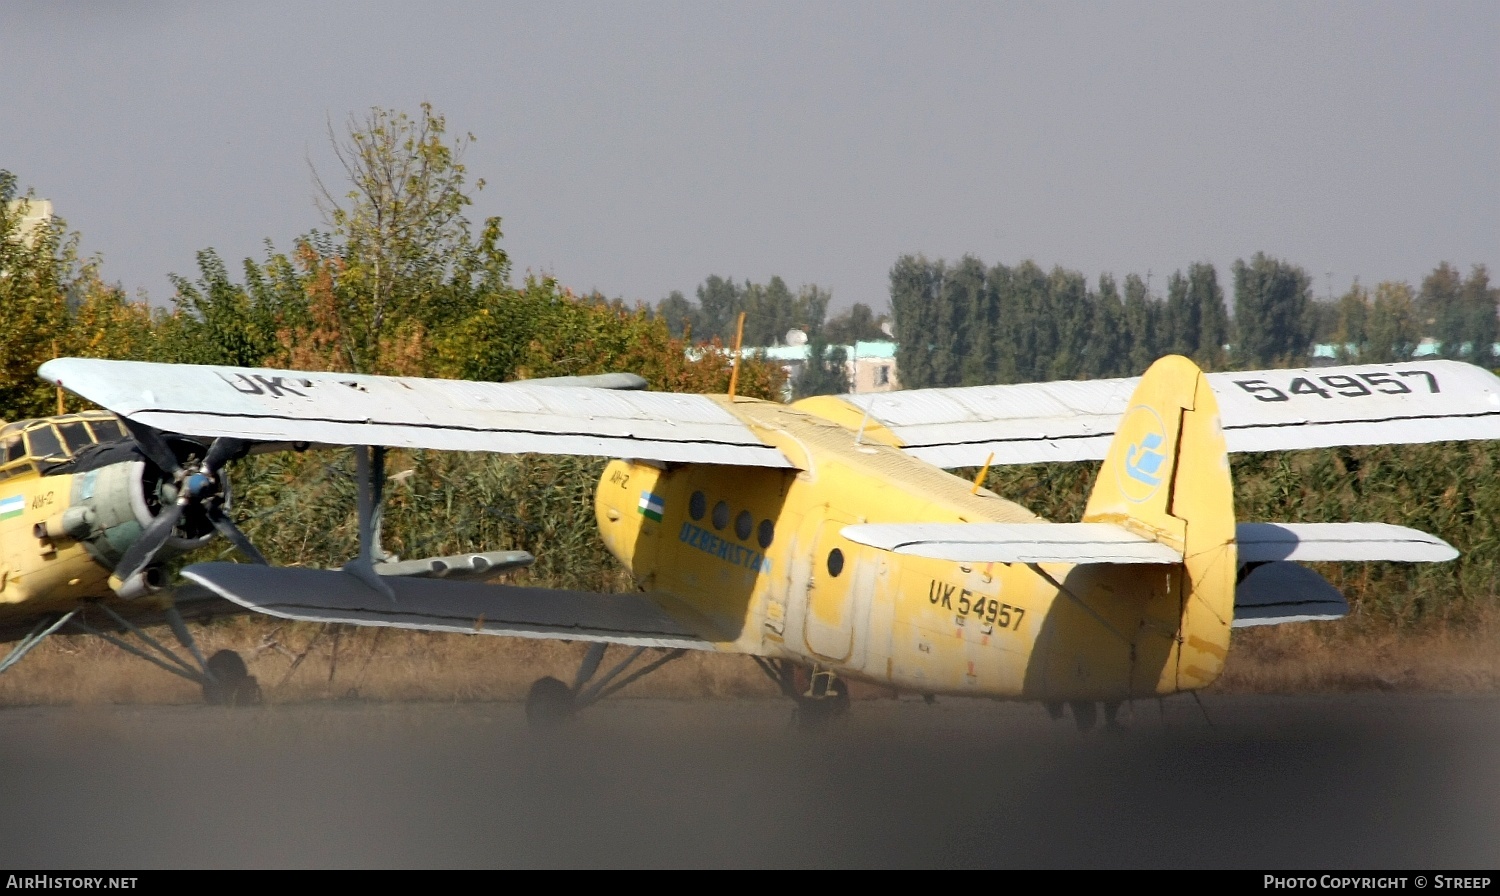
1082, 355, 1237, 693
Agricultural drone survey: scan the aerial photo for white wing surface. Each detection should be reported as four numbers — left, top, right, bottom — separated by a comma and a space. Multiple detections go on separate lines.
840, 522, 1184, 564
39, 358, 793, 468
836, 360, 1500, 467
842, 520, 1454, 565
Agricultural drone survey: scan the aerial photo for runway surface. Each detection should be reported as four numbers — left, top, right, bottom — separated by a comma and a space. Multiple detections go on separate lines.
3, 694, 1499, 868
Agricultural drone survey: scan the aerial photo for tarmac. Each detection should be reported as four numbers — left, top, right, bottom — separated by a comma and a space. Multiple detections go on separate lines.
3, 693, 1498, 868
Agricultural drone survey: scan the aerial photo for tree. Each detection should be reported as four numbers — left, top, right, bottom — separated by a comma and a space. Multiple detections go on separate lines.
1122, 273, 1159, 375
890, 254, 942, 389
310, 103, 508, 373
824, 302, 888, 345
1331, 280, 1370, 362
655, 290, 699, 339
1419, 262, 1464, 359
1364, 281, 1419, 363
1087, 274, 1126, 378
795, 332, 848, 398
1045, 266, 1092, 380
1461, 265, 1498, 366
0, 171, 75, 420
694, 275, 742, 343
1162, 263, 1227, 369
1233, 252, 1313, 367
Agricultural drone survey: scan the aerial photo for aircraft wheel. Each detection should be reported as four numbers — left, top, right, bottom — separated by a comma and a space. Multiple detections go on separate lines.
1069, 700, 1098, 733
793, 678, 850, 731
525, 676, 576, 727
202, 649, 262, 706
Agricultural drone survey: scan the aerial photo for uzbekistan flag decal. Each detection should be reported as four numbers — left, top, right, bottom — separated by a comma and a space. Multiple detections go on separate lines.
638, 491, 665, 522
0, 495, 24, 521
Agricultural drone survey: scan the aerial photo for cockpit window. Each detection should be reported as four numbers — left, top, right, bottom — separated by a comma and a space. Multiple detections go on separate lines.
24, 425, 65, 460
58, 421, 94, 453
2, 435, 22, 464
89, 417, 128, 441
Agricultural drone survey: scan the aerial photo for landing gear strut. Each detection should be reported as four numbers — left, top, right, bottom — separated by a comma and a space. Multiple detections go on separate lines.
753, 658, 850, 730
1047, 699, 1125, 733
63, 604, 260, 705
525, 642, 688, 727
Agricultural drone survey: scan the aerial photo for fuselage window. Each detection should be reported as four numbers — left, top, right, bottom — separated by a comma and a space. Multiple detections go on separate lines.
711, 500, 730, 531
689, 490, 706, 522
826, 548, 845, 578
734, 510, 753, 541
758, 519, 774, 549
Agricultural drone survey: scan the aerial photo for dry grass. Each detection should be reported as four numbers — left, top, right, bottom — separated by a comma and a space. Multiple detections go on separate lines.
1213, 615, 1500, 694
1, 612, 1497, 706
0, 616, 782, 706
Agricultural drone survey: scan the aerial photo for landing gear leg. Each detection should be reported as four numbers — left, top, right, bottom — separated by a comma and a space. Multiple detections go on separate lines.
67, 604, 260, 705
525, 643, 688, 729
1069, 700, 1098, 733
752, 658, 850, 731
0, 611, 78, 676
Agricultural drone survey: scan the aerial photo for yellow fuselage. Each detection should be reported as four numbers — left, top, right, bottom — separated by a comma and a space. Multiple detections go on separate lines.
596, 394, 1229, 703
0, 468, 127, 629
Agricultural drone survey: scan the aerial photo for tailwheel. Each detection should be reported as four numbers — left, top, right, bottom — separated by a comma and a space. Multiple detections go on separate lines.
202, 649, 262, 706
794, 673, 850, 731
753, 658, 851, 731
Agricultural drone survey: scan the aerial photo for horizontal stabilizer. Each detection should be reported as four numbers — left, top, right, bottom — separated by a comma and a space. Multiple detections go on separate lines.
1236, 522, 1457, 563
181, 562, 714, 650
840, 522, 1183, 564
1234, 562, 1349, 627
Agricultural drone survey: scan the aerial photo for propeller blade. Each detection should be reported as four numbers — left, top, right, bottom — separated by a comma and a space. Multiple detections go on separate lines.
114, 501, 186, 584
119, 417, 182, 476
204, 437, 251, 474
207, 506, 269, 566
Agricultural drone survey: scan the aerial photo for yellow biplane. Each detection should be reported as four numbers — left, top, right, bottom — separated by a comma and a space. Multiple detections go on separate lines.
0, 407, 270, 701
0, 373, 638, 703
27, 354, 1500, 725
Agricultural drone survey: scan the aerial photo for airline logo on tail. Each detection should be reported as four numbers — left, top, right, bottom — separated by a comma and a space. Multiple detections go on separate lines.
1116, 405, 1169, 503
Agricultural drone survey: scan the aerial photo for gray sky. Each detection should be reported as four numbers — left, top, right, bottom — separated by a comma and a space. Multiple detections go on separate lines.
4, 2, 1496, 313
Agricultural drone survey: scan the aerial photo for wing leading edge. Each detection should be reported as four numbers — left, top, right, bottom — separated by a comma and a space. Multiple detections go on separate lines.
39, 358, 794, 469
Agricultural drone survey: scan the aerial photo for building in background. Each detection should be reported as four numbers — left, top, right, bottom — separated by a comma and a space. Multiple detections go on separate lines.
5, 198, 53, 247
740, 339, 900, 400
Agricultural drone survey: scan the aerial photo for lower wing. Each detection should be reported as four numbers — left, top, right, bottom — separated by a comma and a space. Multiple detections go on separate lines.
182, 563, 715, 651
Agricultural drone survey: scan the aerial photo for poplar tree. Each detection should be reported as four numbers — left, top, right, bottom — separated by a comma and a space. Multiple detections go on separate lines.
890, 254, 942, 389
1233, 252, 1313, 367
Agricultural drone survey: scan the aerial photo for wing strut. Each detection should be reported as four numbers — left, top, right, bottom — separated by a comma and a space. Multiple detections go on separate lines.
344, 445, 395, 600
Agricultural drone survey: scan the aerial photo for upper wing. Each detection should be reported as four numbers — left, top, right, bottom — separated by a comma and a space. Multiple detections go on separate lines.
833, 360, 1500, 467
39, 358, 793, 469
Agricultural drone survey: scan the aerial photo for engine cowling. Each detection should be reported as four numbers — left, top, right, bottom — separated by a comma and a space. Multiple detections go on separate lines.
39, 450, 220, 595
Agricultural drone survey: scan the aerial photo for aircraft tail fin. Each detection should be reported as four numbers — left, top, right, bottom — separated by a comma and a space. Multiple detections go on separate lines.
1081, 354, 1237, 692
